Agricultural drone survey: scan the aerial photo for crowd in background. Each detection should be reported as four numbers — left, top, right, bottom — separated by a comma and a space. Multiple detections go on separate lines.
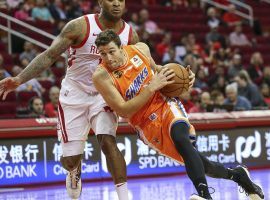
0, 0, 270, 119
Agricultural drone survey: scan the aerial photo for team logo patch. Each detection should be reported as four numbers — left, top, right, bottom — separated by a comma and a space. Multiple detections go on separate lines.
113, 70, 123, 78
64, 90, 69, 97
149, 113, 157, 121
130, 55, 143, 68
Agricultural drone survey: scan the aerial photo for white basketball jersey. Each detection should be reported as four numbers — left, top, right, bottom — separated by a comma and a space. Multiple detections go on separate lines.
64, 14, 132, 93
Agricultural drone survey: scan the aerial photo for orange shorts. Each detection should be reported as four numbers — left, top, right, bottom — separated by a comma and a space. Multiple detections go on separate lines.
134, 98, 196, 165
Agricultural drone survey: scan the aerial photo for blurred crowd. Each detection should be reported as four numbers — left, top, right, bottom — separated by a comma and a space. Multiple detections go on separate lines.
126, 0, 270, 113
0, 0, 270, 118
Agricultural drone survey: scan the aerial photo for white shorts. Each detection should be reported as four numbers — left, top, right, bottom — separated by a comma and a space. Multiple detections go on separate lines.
61, 141, 85, 157
57, 78, 118, 156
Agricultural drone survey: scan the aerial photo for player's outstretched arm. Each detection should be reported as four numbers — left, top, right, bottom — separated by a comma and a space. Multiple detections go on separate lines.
93, 67, 174, 118
17, 20, 80, 81
0, 18, 83, 100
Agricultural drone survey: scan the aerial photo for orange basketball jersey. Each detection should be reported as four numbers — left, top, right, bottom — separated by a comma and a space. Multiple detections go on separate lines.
100, 45, 166, 126
100, 45, 195, 164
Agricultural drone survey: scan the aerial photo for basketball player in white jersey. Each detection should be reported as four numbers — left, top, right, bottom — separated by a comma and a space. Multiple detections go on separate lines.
0, 1, 139, 199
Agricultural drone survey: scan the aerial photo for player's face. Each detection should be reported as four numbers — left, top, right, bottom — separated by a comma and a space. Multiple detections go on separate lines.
98, 41, 125, 70
100, 0, 125, 21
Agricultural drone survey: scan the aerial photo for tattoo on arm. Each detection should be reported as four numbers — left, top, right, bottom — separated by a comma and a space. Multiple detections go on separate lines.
130, 29, 140, 44
17, 19, 82, 84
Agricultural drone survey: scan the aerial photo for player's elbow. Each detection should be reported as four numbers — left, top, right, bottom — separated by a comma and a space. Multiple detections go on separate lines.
41, 51, 60, 68
116, 104, 132, 118
117, 112, 129, 118
120, 110, 133, 118
118, 112, 133, 118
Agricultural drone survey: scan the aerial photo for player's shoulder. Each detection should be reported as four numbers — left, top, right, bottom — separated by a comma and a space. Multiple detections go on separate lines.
60, 15, 91, 43
134, 42, 146, 47
93, 66, 109, 81
133, 42, 150, 55
61, 17, 85, 36
128, 26, 140, 44
66, 15, 91, 30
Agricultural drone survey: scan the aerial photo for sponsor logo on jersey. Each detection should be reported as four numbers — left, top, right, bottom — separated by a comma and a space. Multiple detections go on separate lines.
125, 67, 149, 100
130, 55, 143, 68
149, 113, 157, 121
113, 70, 123, 79
123, 65, 133, 74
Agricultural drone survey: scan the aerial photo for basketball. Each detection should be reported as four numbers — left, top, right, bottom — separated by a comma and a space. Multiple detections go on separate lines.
160, 63, 190, 97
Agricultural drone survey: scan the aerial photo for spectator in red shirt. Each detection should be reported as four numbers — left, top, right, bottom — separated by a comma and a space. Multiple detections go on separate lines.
222, 4, 241, 27
45, 86, 60, 117
189, 91, 212, 113
14, 2, 33, 21
186, 33, 206, 59
156, 32, 172, 58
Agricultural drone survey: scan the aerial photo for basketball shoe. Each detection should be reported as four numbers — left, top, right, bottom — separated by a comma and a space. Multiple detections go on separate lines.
189, 183, 213, 200
230, 165, 264, 200
66, 162, 82, 199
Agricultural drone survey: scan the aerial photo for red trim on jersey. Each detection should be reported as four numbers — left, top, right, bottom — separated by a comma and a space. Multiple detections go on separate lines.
95, 14, 103, 31
58, 103, 68, 143
128, 26, 133, 45
72, 15, 90, 49
67, 48, 76, 68
117, 21, 126, 35
56, 110, 65, 142
95, 14, 125, 35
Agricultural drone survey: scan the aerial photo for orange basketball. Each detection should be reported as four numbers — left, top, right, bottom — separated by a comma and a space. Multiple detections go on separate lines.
160, 63, 190, 97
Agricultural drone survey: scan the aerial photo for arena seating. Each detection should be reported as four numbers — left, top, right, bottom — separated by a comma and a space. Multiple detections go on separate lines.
0, 1, 269, 118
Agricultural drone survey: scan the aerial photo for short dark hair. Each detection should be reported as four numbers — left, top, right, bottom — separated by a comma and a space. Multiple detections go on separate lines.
95, 29, 121, 48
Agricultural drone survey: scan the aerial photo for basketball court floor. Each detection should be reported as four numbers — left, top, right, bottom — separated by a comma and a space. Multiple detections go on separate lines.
0, 169, 269, 200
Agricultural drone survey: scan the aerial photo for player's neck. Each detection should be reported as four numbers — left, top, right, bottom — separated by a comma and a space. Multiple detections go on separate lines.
98, 14, 123, 31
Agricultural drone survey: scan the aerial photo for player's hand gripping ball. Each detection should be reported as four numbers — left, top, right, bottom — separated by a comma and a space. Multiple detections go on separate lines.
160, 63, 190, 97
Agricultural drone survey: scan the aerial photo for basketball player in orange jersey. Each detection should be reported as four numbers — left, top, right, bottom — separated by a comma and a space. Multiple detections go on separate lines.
0, 1, 139, 199
93, 30, 264, 200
